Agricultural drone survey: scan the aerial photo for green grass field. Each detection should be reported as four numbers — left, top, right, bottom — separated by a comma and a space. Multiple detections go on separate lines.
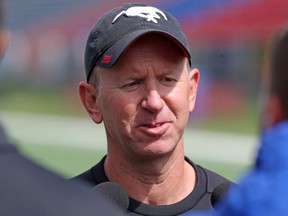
18, 143, 249, 181
0, 86, 259, 134
1, 86, 254, 181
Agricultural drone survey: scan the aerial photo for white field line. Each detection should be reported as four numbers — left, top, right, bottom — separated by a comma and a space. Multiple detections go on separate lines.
0, 111, 258, 166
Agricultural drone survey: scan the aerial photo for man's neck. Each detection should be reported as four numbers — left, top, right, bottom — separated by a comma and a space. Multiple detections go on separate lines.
104, 151, 196, 205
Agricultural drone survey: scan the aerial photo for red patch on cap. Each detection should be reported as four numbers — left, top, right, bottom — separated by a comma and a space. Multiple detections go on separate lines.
102, 55, 112, 64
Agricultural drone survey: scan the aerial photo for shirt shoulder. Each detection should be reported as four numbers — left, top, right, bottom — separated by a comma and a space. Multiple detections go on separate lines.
185, 157, 234, 211
70, 156, 107, 187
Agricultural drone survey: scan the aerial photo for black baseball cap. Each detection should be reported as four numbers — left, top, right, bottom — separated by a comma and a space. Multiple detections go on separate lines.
85, 3, 191, 81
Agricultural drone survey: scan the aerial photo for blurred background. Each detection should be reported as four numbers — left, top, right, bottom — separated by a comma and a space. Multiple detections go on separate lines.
1, 0, 287, 180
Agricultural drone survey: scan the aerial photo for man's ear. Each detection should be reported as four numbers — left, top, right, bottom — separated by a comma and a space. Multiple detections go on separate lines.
79, 81, 103, 124
188, 68, 200, 112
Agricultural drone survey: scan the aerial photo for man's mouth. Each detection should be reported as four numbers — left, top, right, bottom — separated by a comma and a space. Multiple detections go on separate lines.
137, 122, 170, 136
145, 123, 163, 128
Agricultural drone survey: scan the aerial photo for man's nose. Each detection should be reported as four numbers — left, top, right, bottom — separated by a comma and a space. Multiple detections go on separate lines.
141, 89, 164, 113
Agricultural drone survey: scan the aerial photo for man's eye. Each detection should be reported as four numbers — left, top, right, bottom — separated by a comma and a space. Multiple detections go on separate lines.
159, 77, 175, 82
121, 80, 142, 89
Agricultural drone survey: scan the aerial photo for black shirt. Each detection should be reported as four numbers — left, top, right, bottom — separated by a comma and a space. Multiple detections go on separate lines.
71, 156, 233, 216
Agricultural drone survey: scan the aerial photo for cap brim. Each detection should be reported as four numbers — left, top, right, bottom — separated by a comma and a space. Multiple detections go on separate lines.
96, 29, 191, 68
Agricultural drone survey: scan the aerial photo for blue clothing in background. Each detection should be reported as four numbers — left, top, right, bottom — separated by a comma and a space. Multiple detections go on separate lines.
189, 121, 288, 216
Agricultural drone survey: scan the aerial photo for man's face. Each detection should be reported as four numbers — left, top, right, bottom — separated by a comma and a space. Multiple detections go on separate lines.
89, 34, 199, 160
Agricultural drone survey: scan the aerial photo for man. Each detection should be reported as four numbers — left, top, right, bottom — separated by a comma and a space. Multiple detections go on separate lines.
188, 27, 288, 216
73, 3, 232, 215
0, 1, 122, 215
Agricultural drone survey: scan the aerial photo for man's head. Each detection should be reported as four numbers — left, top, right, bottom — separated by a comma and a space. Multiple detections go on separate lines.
84, 3, 191, 83
79, 3, 199, 160
261, 27, 288, 129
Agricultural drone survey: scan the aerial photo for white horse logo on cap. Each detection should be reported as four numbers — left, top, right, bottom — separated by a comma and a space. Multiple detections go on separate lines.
112, 6, 168, 24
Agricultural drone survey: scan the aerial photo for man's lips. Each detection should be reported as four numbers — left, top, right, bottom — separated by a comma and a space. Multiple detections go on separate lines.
143, 123, 164, 127
136, 122, 171, 136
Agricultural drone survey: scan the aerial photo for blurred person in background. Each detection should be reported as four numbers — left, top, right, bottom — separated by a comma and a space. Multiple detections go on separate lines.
0, 1, 123, 215
73, 3, 233, 215
187, 27, 288, 216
